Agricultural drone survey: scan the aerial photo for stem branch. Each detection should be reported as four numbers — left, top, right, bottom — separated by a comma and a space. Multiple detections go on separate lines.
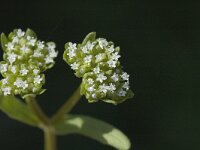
51, 85, 82, 123
25, 85, 81, 150
25, 96, 57, 150
25, 96, 49, 125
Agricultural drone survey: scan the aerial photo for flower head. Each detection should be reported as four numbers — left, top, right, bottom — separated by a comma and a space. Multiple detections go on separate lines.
0, 28, 58, 98
63, 32, 133, 104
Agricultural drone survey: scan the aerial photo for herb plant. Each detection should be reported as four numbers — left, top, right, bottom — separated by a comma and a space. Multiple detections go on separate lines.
0, 29, 133, 150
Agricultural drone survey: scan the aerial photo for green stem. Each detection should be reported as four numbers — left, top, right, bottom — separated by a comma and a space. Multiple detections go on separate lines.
25, 96, 57, 150
51, 85, 82, 123
25, 96, 49, 125
25, 85, 81, 150
44, 126, 57, 150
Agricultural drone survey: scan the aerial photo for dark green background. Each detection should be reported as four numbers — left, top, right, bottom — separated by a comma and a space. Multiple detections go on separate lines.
0, 0, 199, 150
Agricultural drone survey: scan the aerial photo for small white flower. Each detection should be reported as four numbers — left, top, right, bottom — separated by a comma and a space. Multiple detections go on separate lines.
37, 41, 44, 49
67, 49, 76, 58
107, 45, 115, 53
0, 64, 8, 73
70, 62, 79, 70
33, 69, 39, 75
12, 36, 19, 43
118, 90, 126, 97
14, 78, 28, 89
121, 72, 129, 81
7, 53, 17, 64
45, 56, 54, 64
84, 55, 92, 63
5, 42, 15, 50
47, 43, 56, 51
2, 87, 11, 95
49, 50, 58, 58
111, 52, 121, 60
82, 46, 89, 53
108, 83, 116, 92
93, 66, 100, 74
107, 59, 117, 68
33, 50, 43, 57
27, 36, 36, 46
68, 42, 77, 51
96, 73, 107, 83
2, 78, 8, 85
34, 75, 43, 84
111, 73, 119, 82
87, 78, 94, 84
99, 84, 108, 93
87, 85, 95, 92
95, 53, 104, 62
21, 45, 30, 53
123, 82, 130, 90
87, 42, 95, 50
20, 68, 29, 75
98, 38, 108, 49
16, 29, 25, 37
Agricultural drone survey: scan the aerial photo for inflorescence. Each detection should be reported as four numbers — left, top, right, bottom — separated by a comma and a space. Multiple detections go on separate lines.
0, 29, 58, 98
63, 32, 133, 104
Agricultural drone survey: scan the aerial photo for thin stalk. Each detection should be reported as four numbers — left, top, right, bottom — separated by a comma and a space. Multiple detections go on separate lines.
25, 96, 57, 150
25, 96, 50, 125
51, 85, 82, 123
44, 126, 57, 150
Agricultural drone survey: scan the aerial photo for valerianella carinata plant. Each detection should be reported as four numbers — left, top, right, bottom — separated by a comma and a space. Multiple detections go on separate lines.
0, 29, 134, 150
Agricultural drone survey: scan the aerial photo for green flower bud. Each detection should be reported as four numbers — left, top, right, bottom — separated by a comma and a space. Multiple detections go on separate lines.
0, 29, 58, 98
63, 32, 134, 104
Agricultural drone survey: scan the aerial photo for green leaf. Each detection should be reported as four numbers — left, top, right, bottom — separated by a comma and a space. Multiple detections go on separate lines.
55, 114, 131, 150
0, 95, 39, 127
1, 33, 8, 51
26, 28, 37, 38
82, 32, 96, 45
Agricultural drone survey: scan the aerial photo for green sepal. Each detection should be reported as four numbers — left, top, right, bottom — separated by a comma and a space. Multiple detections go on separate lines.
23, 94, 36, 100
0, 95, 40, 127
82, 32, 96, 45
39, 89, 46, 95
55, 114, 131, 150
102, 90, 134, 105
1, 33, 8, 51
26, 28, 37, 38
8, 31, 15, 40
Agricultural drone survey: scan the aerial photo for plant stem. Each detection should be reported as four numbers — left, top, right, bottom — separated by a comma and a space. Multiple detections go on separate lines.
25, 85, 81, 150
25, 96, 49, 125
25, 96, 58, 150
44, 126, 57, 150
51, 85, 82, 123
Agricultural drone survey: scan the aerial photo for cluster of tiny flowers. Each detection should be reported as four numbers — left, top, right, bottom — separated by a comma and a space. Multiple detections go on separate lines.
64, 32, 133, 104
0, 29, 58, 97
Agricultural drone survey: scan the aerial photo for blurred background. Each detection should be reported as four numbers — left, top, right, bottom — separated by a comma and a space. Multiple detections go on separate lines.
0, 0, 199, 150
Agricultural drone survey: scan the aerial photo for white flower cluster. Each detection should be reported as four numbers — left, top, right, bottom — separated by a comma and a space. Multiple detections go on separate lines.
64, 37, 121, 77
64, 32, 133, 104
81, 68, 132, 104
0, 29, 58, 97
